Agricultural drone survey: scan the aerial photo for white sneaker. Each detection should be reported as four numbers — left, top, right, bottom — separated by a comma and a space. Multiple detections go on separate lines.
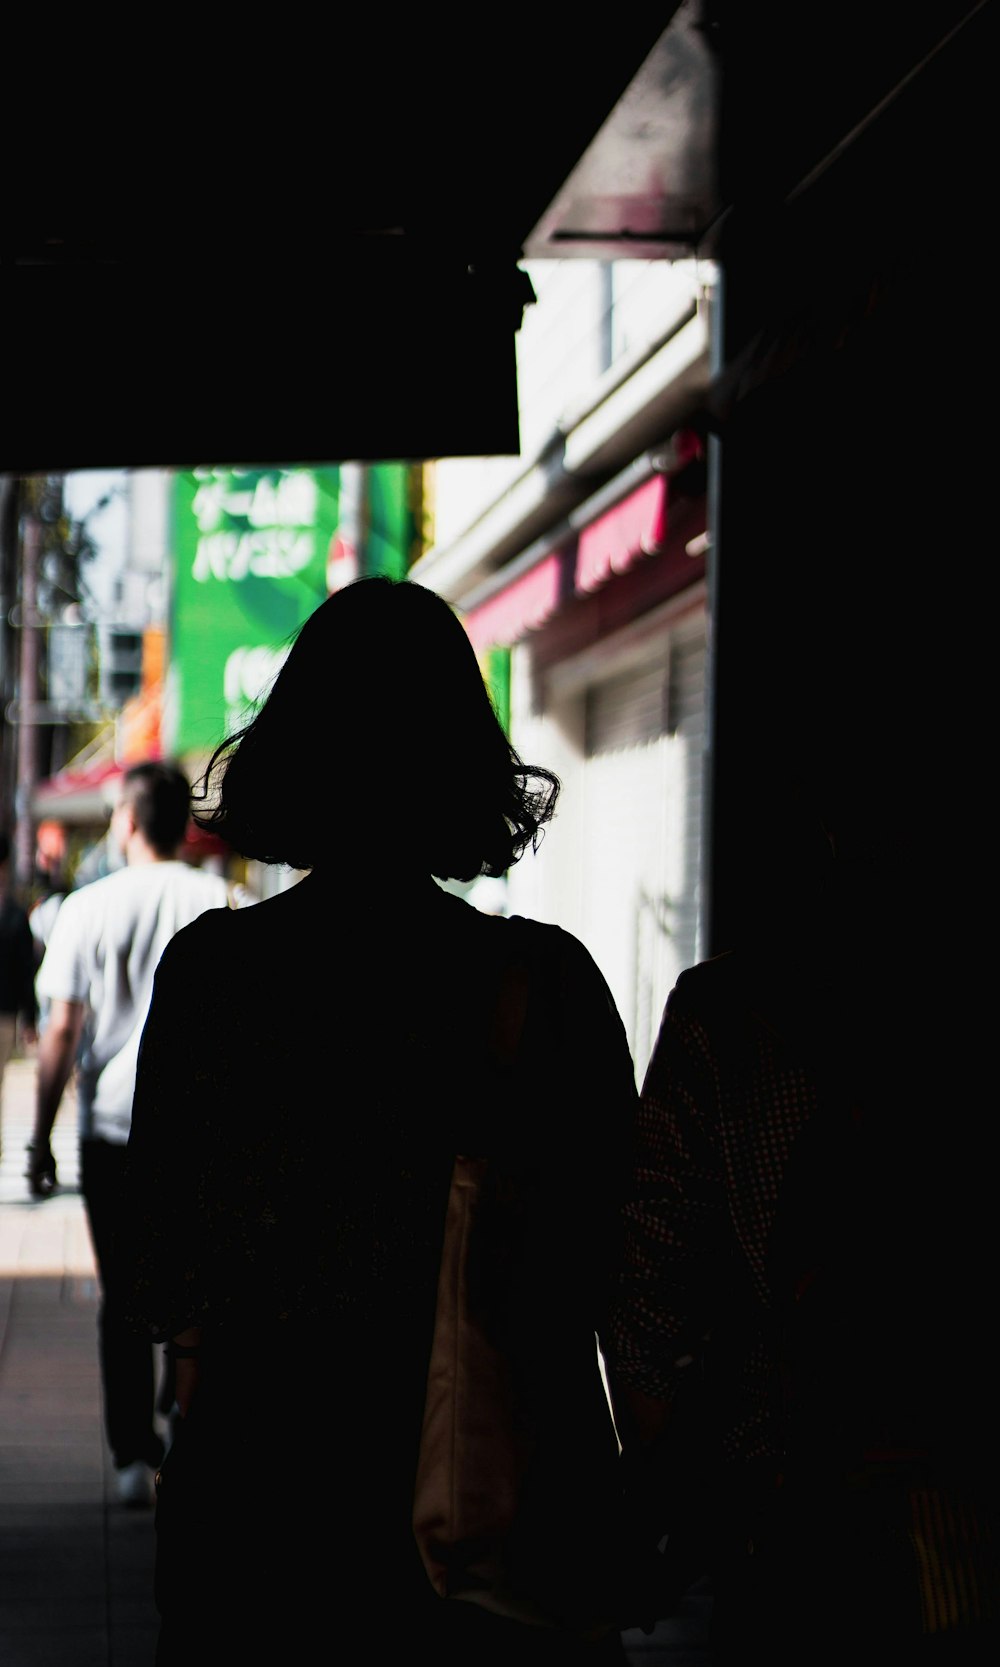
116, 1460, 155, 1508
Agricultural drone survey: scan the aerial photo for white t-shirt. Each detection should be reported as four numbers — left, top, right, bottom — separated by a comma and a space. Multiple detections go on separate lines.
37, 861, 231, 1142
29, 890, 66, 953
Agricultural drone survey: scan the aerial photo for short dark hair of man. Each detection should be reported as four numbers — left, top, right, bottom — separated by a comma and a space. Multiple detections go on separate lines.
192, 577, 560, 880
121, 761, 192, 857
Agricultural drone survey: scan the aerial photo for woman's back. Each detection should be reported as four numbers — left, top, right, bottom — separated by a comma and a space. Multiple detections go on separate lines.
125, 875, 632, 1315
120, 875, 637, 1660
117, 577, 639, 1661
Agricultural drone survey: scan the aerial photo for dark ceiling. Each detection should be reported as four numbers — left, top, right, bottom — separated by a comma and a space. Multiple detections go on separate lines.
1, 1, 986, 472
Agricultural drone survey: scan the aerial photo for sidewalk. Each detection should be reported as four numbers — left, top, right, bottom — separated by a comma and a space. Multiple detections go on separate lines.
0, 1054, 709, 1666
0, 1056, 158, 1667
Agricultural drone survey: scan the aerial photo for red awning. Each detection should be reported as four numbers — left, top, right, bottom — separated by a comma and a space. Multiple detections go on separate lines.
575, 474, 668, 593
463, 552, 564, 656
463, 474, 669, 654
31, 760, 122, 824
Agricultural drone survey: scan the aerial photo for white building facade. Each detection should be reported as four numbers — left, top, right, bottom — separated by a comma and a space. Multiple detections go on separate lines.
414, 258, 716, 1081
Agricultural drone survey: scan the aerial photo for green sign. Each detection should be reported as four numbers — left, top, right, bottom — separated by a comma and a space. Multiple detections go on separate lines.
482, 646, 511, 737
167, 466, 339, 757
366, 463, 417, 579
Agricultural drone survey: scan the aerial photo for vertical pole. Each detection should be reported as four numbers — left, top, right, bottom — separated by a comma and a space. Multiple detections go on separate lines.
14, 511, 41, 889
700, 265, 724, 962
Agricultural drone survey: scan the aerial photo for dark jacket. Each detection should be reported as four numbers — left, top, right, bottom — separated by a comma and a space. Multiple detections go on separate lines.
0, 893, 39, 1024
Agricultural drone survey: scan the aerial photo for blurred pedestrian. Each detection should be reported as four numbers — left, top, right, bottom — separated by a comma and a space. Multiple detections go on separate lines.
115, 577, 638, 1665
26, 760, 231, 1505
0, 830, 38, 1169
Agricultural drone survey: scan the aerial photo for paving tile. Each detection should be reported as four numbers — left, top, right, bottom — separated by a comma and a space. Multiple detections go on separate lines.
0, 1505, 106, 1536
0, 1627, 112, 1667
0, 1550, 106, 1589
0, 1595, 109, 1629
108, 1623, 161, 1667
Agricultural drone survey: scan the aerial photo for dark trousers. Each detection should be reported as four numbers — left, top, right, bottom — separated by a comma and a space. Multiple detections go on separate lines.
80, 1137, 166, 1471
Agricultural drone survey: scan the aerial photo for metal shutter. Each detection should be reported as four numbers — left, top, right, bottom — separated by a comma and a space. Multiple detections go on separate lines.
579, 624, 706, 1078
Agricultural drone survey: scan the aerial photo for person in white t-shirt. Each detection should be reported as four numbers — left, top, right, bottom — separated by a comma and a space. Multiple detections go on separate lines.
28, 760, 231, 1506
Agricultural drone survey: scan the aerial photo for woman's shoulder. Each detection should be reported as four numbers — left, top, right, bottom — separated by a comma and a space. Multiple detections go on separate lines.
158, 894, 245, 964
501, 914, 633, 1051
497, 915, 636, 1113
431, 895, 621, 1016
504, 911, 609, 981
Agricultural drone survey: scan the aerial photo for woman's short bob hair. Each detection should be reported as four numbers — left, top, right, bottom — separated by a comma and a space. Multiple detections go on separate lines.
192, 576, 560, 880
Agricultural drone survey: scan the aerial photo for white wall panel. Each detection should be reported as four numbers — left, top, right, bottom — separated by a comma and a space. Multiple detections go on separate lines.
507, 614, 706, 1084
428, 259, 703, 552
